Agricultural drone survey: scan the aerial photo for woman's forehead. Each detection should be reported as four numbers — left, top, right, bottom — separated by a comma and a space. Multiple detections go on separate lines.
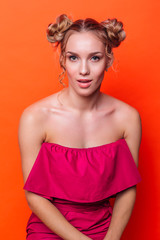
65, 32, 105, 52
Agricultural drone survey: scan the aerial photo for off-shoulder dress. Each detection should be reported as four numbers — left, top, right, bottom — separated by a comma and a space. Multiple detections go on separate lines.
23, 138, 142, 240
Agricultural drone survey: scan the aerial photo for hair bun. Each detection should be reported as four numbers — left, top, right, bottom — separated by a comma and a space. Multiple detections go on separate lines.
101, 18, 126, 48
46, 14, 73, 43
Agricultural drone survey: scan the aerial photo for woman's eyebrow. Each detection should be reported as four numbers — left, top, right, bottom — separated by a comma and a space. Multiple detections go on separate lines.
66, 51, 103, 56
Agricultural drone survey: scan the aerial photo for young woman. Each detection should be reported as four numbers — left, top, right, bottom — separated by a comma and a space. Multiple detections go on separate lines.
18, 14, 142, 240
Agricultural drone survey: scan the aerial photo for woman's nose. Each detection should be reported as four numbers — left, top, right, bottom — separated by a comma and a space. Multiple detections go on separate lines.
79, 60, 90, 75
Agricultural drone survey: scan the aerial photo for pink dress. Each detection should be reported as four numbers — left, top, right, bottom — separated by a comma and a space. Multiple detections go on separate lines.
23, 138, 142, 240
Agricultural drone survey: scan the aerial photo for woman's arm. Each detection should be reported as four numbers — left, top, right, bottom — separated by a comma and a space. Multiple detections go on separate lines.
25, 191, 92, 240
18, 107, 92, 240
104, 107, 142, 240
104, 186, 136, 240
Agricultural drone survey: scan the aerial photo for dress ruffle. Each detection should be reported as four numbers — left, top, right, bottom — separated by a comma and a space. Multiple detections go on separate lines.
23, 138, 142, 202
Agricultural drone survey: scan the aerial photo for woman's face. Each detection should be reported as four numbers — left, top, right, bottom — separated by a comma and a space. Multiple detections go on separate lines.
64, 31, 108, 94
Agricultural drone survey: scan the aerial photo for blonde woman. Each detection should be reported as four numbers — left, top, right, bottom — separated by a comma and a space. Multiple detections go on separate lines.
18, 14, 142, 240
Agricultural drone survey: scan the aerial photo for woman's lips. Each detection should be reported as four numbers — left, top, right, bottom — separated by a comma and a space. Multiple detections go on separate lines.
77, 79, 92, 82
77, 79, 92, 88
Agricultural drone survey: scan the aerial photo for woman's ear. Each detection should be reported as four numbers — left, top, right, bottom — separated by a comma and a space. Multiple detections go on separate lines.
62, 60, 66, 71
60, 54, 66, 70
104, 55, 109, 72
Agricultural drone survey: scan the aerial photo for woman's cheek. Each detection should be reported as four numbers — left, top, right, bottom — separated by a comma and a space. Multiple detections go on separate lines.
66, 69, 77, 78
66, 63, 77, 74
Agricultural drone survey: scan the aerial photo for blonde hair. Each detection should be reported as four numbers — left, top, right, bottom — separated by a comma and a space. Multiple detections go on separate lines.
46, 14, 126, 87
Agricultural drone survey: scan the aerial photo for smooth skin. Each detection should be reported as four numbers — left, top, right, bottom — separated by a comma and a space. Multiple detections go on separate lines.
18, 31, 142, 240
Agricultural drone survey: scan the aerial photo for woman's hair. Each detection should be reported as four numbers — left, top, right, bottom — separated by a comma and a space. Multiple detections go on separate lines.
46, 14, 126, 87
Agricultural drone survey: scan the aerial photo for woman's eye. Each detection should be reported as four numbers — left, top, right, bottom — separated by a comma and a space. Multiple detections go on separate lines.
69, 55, 77, 61
91, 56, 100, 61
68, 55, 100, 61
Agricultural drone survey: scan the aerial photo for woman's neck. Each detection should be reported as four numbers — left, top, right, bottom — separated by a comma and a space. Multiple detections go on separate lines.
57, 87, 103, 113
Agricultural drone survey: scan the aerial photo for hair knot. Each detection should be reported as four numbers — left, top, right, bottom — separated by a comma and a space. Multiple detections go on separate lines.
100, 18, 126, 48
46, 14, 73, 43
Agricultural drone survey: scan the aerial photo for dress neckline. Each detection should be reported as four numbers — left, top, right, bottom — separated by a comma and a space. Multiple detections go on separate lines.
42, 138, 126, 151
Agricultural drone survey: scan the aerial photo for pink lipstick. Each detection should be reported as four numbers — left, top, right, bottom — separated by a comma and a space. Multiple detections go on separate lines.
77, 79, 92, 88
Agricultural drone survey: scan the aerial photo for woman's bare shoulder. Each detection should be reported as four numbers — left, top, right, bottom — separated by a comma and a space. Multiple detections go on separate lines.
22, 92, 60, 117
102, 93, 141, 137
106, 93, 142, 146
19, 92, 60, 138
18, 92, 60, 150
103, 93, 140, 117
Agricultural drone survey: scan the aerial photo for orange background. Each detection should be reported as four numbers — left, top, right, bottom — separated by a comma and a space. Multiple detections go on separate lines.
0, 0, 160, 239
